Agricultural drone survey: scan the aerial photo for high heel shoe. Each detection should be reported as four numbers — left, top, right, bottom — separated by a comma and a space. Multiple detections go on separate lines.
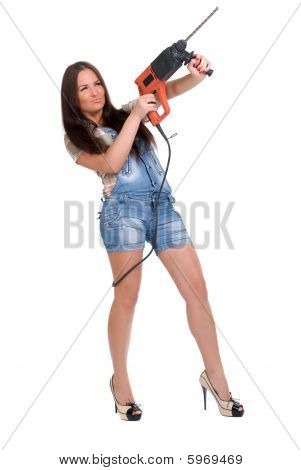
109, 374, 143, 421
199, 370, 244, 417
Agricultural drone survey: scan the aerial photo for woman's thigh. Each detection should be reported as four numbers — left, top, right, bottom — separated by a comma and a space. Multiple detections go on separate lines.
156, 243, 208, 303
107, 250, 144, 303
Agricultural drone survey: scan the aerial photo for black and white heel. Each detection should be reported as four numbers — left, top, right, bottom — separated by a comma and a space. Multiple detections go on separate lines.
199, 370, 244, 417
109, 375, 143, 421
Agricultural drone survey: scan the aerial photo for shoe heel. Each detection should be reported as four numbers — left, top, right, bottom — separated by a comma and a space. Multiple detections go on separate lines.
202, 385, 207, 410
110, 374, 143, 421
199, 370, 244, 417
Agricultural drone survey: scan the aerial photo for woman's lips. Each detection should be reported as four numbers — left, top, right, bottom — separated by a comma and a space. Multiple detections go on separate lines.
92, 99, 102, 103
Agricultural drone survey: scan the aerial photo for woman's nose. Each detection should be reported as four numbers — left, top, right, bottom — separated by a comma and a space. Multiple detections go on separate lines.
90, 87, 98, 96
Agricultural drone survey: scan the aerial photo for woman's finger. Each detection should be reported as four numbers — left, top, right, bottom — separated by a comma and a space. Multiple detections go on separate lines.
198, 56, 207, 71
141, 93, 156, 101
198, 60, 208, 71
193, 54, 202, 64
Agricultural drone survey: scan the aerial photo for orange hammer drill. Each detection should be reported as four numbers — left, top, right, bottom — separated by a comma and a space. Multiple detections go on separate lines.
134, 7, 218, 126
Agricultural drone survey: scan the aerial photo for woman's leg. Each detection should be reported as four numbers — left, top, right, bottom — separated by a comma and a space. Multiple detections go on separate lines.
157, 243, 242, 411
107, 249, 144, 415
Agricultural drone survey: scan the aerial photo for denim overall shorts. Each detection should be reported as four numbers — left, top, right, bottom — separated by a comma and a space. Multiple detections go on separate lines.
97, 127, 193, 255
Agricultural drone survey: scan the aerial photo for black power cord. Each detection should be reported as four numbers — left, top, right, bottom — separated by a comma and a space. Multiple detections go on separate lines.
112, 123, 177, 287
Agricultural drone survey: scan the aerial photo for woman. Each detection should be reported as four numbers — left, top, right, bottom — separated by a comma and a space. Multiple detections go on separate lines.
61, 58, 244, 421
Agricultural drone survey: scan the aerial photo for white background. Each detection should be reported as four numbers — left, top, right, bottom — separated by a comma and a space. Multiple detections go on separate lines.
1, 0, 301, 468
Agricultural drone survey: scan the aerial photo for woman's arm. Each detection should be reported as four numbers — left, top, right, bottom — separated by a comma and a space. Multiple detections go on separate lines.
166, 53, 212, 99
166, 73, 206, 99
64, 113, 141, 174
66, 95, 157, 174
121, 100, 153, 123
120, 54, 211, 116
74, 113, 141, 174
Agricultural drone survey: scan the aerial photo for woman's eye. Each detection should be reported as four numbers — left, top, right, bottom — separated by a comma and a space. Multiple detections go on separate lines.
80, 82, 100, 91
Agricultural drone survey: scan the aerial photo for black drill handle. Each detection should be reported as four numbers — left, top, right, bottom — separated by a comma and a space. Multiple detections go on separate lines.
151, 40, 214, 82
191, 52, 214, 76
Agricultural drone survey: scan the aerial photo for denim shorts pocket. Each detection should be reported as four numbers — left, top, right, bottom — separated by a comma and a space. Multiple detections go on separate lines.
102, 206, 121, 226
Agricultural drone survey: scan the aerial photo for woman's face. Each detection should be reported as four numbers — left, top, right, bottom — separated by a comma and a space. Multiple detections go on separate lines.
77, 68, 105, 115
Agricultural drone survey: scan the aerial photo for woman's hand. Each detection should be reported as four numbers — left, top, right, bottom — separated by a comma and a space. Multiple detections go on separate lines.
131, 94, 160, 122
187, 53, 212, 78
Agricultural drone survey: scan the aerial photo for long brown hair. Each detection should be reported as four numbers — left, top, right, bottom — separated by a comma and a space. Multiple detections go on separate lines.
61, 61, 157, 159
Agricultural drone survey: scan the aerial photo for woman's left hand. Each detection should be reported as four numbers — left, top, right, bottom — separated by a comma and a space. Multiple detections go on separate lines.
187, 54, 212, 78
137, 96, 161, 122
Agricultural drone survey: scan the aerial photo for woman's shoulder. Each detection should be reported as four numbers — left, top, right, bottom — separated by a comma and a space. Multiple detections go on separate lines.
64, 133, 82, 162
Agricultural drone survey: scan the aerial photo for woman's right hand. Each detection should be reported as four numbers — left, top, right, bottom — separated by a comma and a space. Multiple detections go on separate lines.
131, 94, 159, 121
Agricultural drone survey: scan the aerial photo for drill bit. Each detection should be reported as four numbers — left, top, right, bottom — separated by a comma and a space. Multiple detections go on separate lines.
185, 6, 219, 42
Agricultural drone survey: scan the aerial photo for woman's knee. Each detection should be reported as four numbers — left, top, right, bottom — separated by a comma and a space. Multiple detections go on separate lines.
182, 277, 209, 304
114, 287, 140, 309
